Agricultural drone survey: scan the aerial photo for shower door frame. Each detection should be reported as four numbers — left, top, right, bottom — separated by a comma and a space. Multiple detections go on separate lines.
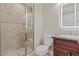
25, 3, 34, 56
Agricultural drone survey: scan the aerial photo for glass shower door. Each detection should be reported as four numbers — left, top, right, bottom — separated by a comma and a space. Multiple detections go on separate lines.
0, 3, 34, 56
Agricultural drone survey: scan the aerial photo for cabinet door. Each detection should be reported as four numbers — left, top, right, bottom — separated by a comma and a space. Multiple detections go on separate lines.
54, 46, 70, 56
71, 52, 79, 56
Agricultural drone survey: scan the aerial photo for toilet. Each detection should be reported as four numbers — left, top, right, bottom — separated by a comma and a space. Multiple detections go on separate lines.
35, 34, 53, 56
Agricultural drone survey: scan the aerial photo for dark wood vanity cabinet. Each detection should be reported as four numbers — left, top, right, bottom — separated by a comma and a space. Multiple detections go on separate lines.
54, 46, 69, 56
53, 37, 79, 56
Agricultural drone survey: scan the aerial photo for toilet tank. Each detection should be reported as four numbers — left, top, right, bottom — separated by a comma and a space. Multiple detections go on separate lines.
43, 34, 53, 46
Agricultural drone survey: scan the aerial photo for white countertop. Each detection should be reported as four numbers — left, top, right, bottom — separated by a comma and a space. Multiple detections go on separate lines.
56, 34, 79, 43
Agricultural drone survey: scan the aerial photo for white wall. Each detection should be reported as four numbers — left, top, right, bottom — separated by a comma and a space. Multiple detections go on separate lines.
34, 4, 61, 49
43, 4, 60, 37
34, 4, 43, 49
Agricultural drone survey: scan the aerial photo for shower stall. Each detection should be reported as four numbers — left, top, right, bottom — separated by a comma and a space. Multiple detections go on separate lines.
0, 3, 34, 56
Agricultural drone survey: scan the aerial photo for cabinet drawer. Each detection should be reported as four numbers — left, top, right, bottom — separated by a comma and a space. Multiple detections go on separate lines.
71, 51, 79, 56
54, 39, 79, 49
54, 46, 70, 56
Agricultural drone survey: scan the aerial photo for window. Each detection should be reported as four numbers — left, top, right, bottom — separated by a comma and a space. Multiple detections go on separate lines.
76, 3, 79, 27
60, 3, 79, 29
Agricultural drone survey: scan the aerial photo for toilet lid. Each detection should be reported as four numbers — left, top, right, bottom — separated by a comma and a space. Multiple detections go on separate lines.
36, 45, 49, 52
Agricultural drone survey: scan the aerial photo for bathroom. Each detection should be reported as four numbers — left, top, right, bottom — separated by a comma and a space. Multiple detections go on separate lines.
0, 3, 79, 56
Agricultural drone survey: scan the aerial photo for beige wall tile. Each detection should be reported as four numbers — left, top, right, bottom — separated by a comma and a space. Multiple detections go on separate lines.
0, 3, 25, 23
1, 21, 25, 55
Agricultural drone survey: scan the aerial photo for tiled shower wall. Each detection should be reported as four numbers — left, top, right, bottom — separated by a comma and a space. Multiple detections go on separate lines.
0, 4, 26, 55
55, 27, 79, 35
60, 29, 79, 35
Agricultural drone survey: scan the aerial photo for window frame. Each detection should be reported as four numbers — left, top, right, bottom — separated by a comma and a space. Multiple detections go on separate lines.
60, 3, 79, 29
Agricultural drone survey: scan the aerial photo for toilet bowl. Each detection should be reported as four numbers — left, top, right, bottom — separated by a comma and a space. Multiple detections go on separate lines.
35, 45, 49, 56
35, 34, 53, 56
